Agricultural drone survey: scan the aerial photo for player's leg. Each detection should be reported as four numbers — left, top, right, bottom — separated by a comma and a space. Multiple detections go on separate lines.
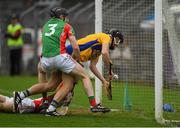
16, 71, 61, 98
38, 71, 62, 114
54, 54, 110, 113
13, 63, 47, 111
37, 63, 48, 103
14, 68, 61, 112
46, 73, 74, 116
38, 62, 47, 83
25, 67, 61, 95
14, 72, 60, 102
39, 82, 74, 115
33, 94, 55, 114
64, 54, 110, 112
70, 63, 110, 113
56, 84, 75, 116
38, 63, 61, 100
55, 54, 96, 106
70, 63, 97, 106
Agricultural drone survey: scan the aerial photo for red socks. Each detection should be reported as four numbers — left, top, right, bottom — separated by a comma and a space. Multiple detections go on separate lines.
88, 96, 96, 107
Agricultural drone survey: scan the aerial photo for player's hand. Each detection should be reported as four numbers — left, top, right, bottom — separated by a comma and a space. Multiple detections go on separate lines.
102, 80, 109, 88
108, 71, 114, 81
109, 60, 113, 65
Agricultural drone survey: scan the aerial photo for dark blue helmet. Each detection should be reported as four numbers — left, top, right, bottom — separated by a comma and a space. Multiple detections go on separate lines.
107, 28, 124, 50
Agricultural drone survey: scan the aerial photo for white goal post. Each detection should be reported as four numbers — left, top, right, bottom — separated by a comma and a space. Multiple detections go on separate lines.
95, 0, 103, 104
155, 0, 164, 124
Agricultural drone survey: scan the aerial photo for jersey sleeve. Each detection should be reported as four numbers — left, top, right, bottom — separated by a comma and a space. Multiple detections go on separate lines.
64, 23, 75, 37
99, 33, 111, 44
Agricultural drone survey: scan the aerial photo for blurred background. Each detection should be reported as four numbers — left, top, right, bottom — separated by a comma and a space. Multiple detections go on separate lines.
1, 0, 179, 85
0, 0, 156, 77
0, 0, 95, 75
0, 0, 179, 84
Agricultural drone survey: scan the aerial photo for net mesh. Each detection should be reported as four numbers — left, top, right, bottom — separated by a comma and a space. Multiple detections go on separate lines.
102, 0, 154, 112
100, 0, 180, 120
162, 0, 180, 120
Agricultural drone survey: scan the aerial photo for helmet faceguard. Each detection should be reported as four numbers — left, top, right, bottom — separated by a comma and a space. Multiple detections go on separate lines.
50, 7, 69, 20
107, 28, 124, 50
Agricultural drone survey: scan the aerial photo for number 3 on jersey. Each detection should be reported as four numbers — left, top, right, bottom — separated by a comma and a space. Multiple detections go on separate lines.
45, 24, 57, 36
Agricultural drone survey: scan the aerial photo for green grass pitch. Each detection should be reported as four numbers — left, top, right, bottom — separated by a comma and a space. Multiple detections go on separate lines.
0, 76, 168, 127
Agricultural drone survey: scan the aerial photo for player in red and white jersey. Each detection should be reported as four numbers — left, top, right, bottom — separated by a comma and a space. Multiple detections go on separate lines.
0, 93, 71, 115
0, 94, 45, 113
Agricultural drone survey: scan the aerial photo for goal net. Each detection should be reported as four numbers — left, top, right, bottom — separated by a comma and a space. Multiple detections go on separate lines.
161, 0, 180, 122
95, 0, 180, 124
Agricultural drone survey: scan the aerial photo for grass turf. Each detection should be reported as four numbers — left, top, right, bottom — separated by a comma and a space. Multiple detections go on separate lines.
0, 76, 168, 127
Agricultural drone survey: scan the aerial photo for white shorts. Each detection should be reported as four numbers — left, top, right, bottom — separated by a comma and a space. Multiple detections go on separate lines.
40, 54, 76, 74
18, 98, 35, 114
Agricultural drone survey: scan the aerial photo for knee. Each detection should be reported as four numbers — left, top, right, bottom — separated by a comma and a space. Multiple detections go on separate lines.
44, 83, 54, 91
81, 72, 90, 80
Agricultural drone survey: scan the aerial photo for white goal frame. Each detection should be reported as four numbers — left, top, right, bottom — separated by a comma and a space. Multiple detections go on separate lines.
95, 0, 176, 124
155, 0, 165, 124
95, 0, 103, 104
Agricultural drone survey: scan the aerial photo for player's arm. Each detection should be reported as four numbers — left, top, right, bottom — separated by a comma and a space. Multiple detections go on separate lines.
90, 57, 106, 82
69, 35, 80, 61
100, 33, 113, 70
101, 43, 112, 69
5, 30, 21, 39
5, 25, 22, 39
89, 57, 109, 88
65, 23, 80, 61
101, 42, 115, 78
